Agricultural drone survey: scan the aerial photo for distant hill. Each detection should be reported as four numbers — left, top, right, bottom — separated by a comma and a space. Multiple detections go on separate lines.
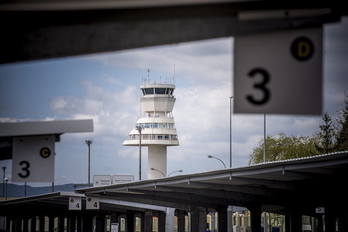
0, 183, 87, 197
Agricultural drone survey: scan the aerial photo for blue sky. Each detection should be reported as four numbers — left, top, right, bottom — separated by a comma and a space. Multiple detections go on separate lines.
1, 17, 348, 186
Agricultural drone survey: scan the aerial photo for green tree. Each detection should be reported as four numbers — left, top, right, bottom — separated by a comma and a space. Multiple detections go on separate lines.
314, 111, 336, 153
336, 92, 348, 151
249, 132, 320, 165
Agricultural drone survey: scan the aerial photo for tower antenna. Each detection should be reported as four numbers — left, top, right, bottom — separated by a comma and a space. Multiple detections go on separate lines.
173, 64, 176, 84
147, 69, 150, 83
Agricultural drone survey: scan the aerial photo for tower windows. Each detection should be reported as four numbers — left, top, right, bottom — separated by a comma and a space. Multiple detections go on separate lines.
136, 123, 175, 129
142, 88, 174, 96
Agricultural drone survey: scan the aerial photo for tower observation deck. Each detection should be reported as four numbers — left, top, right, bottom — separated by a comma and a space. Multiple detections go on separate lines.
123, 81, 179, 179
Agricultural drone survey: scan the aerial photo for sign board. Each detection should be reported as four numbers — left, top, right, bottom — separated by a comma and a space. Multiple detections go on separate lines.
113, 175, 134, 184
69, 196, 82, 210
111, 223, 119, 232
234, 27, 322, 115
12, 136, 55, 182
315, 207, 325, 213
86, 197, 100, 209
93, 175, 112, 187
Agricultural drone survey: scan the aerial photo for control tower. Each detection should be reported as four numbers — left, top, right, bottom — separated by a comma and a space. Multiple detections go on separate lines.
123, 79, 179, 179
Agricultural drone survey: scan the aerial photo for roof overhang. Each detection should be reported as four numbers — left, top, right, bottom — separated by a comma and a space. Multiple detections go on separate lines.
0, 0, 346, 64
77, 151, 348, 215
0, 119, 94, 160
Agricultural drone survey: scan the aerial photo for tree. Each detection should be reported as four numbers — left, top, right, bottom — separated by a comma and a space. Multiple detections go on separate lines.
314, 111, 336, 153
336, 92, 348, 151
249, 132, 320, 165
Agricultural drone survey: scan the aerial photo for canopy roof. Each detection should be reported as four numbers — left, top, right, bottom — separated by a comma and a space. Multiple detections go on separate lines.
77, 151, 348, 215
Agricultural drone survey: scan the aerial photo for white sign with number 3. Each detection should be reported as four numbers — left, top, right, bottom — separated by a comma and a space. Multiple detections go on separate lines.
12, 135, 55, 182
234, 27, 322, 115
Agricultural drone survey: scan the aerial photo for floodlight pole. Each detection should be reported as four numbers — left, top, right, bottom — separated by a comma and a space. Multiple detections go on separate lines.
2, 166, 6, 197
85, 140, 93, 186
136, 126, 143, 180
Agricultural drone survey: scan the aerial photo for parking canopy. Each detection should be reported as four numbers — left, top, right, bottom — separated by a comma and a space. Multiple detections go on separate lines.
77, 151, 348, 216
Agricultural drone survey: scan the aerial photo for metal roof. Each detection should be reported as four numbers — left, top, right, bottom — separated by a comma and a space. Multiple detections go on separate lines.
76, 151, 348, 215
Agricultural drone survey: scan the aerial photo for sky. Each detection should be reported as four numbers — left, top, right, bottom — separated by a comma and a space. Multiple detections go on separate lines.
1, 17, 347, 186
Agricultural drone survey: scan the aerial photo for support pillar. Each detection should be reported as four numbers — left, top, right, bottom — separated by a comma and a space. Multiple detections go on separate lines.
49, 215, 55, 232
30, 216, 37, 232
23, 217, 29, 232
325, 212, 336, 232
249, 206, 261, 232
217, 206, 228, 232
83, 214, 93, 232
338, 209, 348, 232
144, 210, 153, 232
285, 209, 301, 232
95, 214, 105, 232
158, 211, 166, 232
227, 206, 233, 232
57, 215, 65, 232
177, 210, 186, 232
166, 207, 175, 232
68, 215, 75, 232
39, 215, 45, 232
190, 206, 207, 232
127, 211, 135, 232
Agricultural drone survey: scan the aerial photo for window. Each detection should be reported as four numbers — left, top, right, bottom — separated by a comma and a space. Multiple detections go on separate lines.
155, 88, 166, 94
144, 88, 154, 94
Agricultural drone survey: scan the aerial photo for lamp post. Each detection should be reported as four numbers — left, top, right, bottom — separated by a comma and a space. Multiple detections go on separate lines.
151, 168, 183, 177
168, 170, 183, 176
136, 125, 143, 180
85, 140, 93, 187
2, 166, 6, 197
208, 155, 226, 168
230, 96, 233, 168
4, 177, 8, 200
150, 167, 165, 177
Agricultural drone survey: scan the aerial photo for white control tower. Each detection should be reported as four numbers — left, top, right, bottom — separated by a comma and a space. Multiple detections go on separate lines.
123, 79, 179, 179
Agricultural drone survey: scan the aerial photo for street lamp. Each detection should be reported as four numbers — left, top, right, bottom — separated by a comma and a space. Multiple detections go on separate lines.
136, 125, 143, 180
150, 167, 165, 177
85, 140, 93, 187
4, 177, 8, 200
168, 170, 183, 176
151, 168, 183, 177
230, 96, 233, 168
2, 166, 6, 197
208, 155, 226, 168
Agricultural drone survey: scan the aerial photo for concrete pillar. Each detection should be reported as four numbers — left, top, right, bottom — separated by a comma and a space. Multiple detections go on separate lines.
143, 210, 153, 232
338, 209, 348, 232
39, 215, 45, 232
49, 215, 55, 232
76, 215, 82, 232
249, 206, 261, 232
177, 210, 186, 232
22, 217, 29, 232
57, 215, 65, 232
218, 206, 228, 232
227, 206, 233, 232
325, 213, 336, 232
285, 210, 301, 232
30, 216, 37, 232
127, 211, 135, 232
158, 211, 166, 232
317, 215, 324, 232
68, 215, 75, 232
95, 214, 105, 232
190, 207, 207, 232
82, 214, 93, 232
166, 207, 175, 232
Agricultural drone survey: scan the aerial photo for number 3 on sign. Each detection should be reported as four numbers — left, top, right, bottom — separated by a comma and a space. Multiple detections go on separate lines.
18, 160, 30, 178
246, 68, 271, 105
